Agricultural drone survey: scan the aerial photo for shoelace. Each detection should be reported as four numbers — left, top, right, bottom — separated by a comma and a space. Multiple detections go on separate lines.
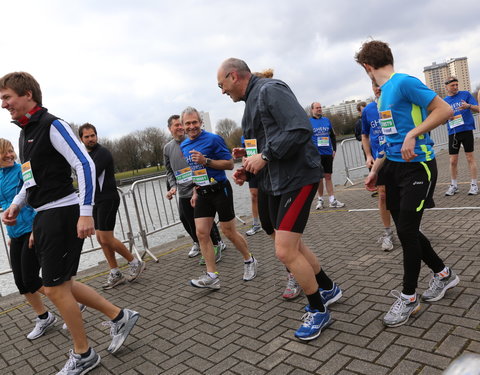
300, 312, 314, 326
61, 350, 78, 371
102, 320, 119, 336
286, 275, 297, 290
389, 291, 407, 315
428, 275, 445, 291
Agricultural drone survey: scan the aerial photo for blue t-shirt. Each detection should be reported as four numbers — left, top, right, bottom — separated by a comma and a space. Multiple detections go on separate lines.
180, 130, 232, 184
443, 91, 478, 135
361, 101, 385, 159
378, 73, 437, 163
310, 117, 333, 155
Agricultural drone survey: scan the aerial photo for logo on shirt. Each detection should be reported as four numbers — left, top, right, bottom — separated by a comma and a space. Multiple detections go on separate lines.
413, 181, 424, 185
27, 138, 34, 143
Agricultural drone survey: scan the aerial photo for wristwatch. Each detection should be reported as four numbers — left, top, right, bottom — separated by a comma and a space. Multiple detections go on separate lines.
205, 158, 212, 166
261, 153, 269, 162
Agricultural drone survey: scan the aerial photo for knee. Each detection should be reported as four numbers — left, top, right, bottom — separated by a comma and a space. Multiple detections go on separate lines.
196, 229, 211, 242
275, 246, 293, 264
324, 174, 332, 181
43, 286, 61, 300
220, 224, 236, 240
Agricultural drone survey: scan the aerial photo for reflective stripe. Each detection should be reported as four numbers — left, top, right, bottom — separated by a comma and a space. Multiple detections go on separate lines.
416, 162, 432, 212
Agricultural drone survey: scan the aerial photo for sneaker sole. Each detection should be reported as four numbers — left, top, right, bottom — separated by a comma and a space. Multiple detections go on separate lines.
189, 280, 221, 289
246, 229, 262, 236
102, 278, 127, 290
383, 303, 421, 328
323, 290, 343, 307
295, 316, 333, 341
188, 251, 200, 258
27, 316, 57, 340
382, 244, 394, 251
79, 354, 101, 375
108, 312, 140, 354
468, 192, 478, 195
422, 275, 460, 302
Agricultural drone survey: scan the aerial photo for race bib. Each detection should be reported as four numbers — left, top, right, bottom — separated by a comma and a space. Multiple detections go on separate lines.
244, 139, 258, 156
192, 169, 210, 186
379, 110, 398, 135
174, 167, 192, 184
317, 137, 330, 147
448, 115, 464, 129
21, 161, 37, 188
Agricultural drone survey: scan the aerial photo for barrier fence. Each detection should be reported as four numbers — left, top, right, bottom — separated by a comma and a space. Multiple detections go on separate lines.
340, 115, 480, 186
0, 178, 183, 281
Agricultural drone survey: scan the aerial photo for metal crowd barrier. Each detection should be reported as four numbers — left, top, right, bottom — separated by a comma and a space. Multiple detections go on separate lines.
340, 114, 479, 186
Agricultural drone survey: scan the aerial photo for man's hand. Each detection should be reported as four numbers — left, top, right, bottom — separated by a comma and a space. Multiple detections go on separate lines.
233, 167, 247, 186
458, 100, 470, 110
366, 155, 375, 169
2, 204, 19, 226
166, 187, 177, 200
401, 133, 418, 162
77, 216, 95, 239
28, 232, 34, 248
232, 147, 247, 159
189, 149, 207, 165
365, 171, 378, 192
244, 154, 267, 174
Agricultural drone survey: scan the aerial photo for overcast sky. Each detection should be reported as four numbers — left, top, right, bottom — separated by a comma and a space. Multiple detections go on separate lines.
1, 0, 479, 145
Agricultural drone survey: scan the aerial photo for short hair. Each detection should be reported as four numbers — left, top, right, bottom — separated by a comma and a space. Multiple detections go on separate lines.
0, 72, 42, 106
78, 123, 97, 138
355, 40, 394, 69
311, 102, 321, 109
356, 102, 367, 112
0, 138, 16, 159
221, 58, 251, 78
445, 76, 458, 85
180, 106, 202, 124
253, 69, 274, 78
167, 114, 180, 128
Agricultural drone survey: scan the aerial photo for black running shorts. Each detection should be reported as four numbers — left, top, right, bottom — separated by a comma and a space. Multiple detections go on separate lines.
448, 130, 474, 154
93, 198, 120, 231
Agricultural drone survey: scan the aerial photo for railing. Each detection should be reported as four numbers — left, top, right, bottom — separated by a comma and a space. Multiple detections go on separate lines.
340, 114, 479, 186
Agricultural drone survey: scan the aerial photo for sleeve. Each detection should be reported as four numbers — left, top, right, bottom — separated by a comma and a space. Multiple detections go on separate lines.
212, 134, 232, 160
163, 144, 177, 189
466, 92, 478, 106
259, 82, 313, 161
400, 76, 436, 109
354, 119, 362, 141
50, 119, 96, 216
93, 147, 113, 179
361, 108, 370, 135
329, 125, 337, 152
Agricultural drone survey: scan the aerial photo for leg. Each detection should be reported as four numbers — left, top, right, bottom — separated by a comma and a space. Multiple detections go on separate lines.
249, 187, 259, 221
449, 154, 459, 181
219, 219, 250, 259
24, 292, 47, 315
210, 221, 222, 245
195, 217, 216, 272
465, 151, 478, 181
317, 178, 324, 197
179, 197, 198, 243
377, 185, 391, 228
324, 173, 334, 197
96, 230, 134, 264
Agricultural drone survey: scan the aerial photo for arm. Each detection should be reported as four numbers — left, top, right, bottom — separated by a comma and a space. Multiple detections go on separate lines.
189, 150, 234, 170
361, 134, 374, 168
365, 151, 386, 191
401, 96, 453, 162
50, 120, 95, 238
163, 146, 178, 199
329, 127, 337, 154
259, 83, 313, 161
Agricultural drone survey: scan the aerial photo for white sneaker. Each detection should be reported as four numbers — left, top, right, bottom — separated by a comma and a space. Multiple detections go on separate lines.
188, 242, 200, 257
126, 260, 146, 282
27, 311, 57, 340
329, 199, 345, 208
467, 184, 478, 195
445, 184, 458, 196
246, 224, 262, 236
315, 198, 324, 210
379, 233, 394, 252
243, 257, 258, 281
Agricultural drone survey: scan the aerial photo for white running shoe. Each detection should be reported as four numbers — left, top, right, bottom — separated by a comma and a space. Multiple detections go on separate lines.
27, 311, 57, 340
379, 233, 394, 251
445, 184, 459, 196
315, 198, 324, 210
329, 199, 345, 208
467, 184, 478, 195
188, 242, 200, 257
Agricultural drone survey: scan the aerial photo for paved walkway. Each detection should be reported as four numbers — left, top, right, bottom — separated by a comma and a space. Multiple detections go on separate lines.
1, 146, 479, 375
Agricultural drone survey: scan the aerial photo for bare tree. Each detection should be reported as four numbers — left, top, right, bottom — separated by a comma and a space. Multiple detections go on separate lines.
216, 118, 238, 140
139, 127, 169, 169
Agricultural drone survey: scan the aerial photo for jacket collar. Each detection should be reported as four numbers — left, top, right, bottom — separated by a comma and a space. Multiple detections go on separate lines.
243, 75, 260, 101
13, 106, 46, 128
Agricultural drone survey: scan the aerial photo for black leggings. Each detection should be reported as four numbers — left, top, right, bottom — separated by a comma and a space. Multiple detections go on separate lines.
390, 209, 445, 295
178, 197, 222, 244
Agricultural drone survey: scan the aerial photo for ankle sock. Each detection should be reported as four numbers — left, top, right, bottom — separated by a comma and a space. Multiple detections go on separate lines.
38, 311, 49, 320
207, 272, 218, 279
401, 292, 416, 302
437, 267, 449, 278
80, 347, 92, 358
112, 309, 124, 323
129, 258, 139, 265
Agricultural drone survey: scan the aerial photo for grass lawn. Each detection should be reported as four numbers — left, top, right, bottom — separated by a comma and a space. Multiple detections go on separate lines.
115, 166, 165, 180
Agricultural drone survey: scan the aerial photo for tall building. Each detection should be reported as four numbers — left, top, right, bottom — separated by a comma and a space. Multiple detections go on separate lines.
424, 57, 471, 98
323, 98, 373, 118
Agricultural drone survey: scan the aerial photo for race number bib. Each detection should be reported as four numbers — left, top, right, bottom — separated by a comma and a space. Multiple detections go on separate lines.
174, 167, 192, 184
21, 161, 37, 188
317, 137, 330, 147
448, 115, 464, 129
379, 110, 398, 135
192, 169, 210, 186
244, 139, 258, 156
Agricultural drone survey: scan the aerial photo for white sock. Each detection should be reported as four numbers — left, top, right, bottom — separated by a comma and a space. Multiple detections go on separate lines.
253, 217, 260, 226
207, 272, 218, 279
401, 292, 416, 302
471, 179, 477, 186
244, 256, 254, 263
129, 258, 139, 265
111, 268, 120, 274
437, 267, 449, 278
318, 196, 323, 201
451, 179, 457, 187
329, 195, 335, 203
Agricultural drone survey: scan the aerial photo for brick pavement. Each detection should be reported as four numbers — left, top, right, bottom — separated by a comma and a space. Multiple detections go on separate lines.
0, 146, 479, 375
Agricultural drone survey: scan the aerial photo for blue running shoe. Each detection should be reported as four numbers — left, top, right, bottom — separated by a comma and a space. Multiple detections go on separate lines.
294, 306, 331, 341
319, 283, 342, 307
